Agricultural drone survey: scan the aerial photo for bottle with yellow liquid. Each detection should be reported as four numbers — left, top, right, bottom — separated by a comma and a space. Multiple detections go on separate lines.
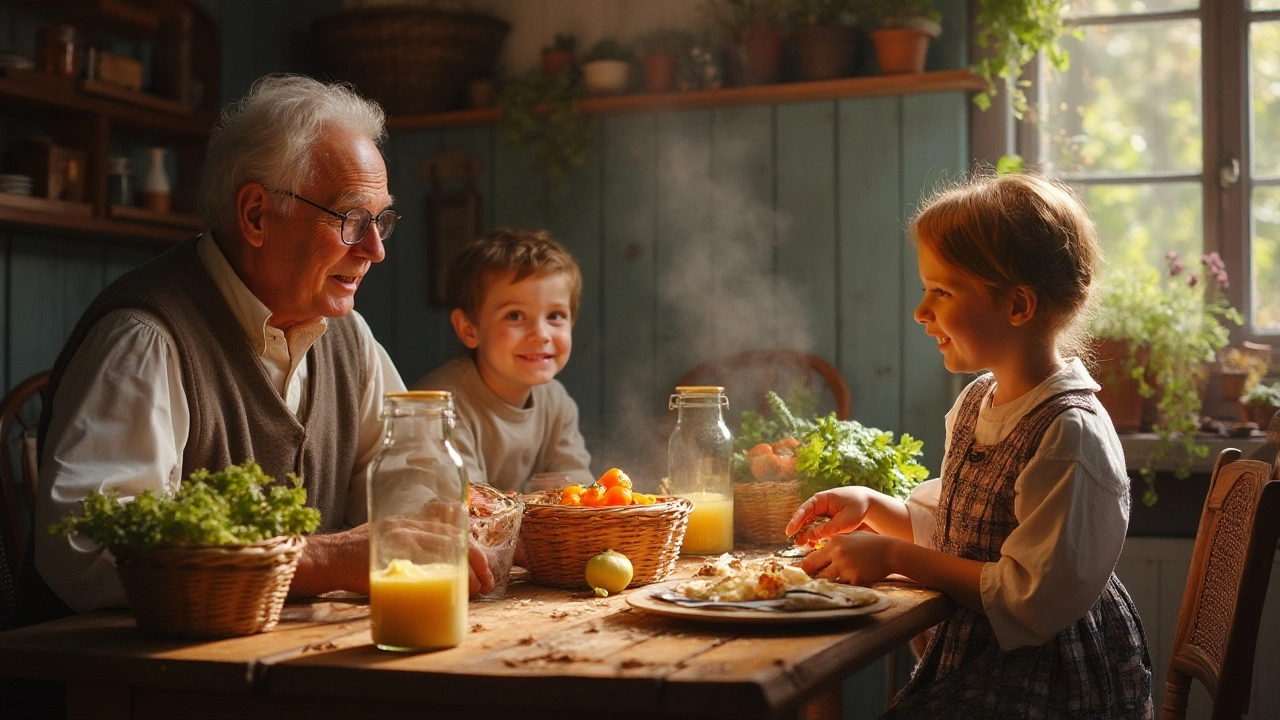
668, 386, 734, 555
368, 391, 469, 651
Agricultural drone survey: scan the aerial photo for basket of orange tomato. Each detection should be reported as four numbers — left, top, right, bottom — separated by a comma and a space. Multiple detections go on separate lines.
519, 468, 692, 589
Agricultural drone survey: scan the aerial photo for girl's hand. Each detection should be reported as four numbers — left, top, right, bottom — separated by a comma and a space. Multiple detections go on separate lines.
799, 531, 902, 586
784, 487, 873, 544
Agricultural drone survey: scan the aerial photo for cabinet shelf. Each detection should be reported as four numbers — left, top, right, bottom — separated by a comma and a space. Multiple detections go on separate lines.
387, 70, 986, 131
7, 0, 162, 36
0, 68, 212, 138
0, 193, 194, 243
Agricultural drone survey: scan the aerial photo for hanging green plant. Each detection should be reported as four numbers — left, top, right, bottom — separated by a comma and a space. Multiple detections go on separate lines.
496, 70, 596, 198
972, 0, 1078, 118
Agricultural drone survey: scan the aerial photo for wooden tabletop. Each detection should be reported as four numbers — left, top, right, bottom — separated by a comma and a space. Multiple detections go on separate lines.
0, 554, 952, 720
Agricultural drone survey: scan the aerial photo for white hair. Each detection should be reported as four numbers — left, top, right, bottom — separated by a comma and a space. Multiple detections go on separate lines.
199, 74, 387, 236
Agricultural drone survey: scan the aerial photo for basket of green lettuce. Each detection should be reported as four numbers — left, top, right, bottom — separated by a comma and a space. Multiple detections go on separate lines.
52, 461, 320, 638
732, 392, 929, 544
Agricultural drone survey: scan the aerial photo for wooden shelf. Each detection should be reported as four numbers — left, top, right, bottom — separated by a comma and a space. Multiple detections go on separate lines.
0, 68, 212, 138
7, 0, 162, 36
0, 194, 191, 243
388, 70, 986, 131
108, 203, 201, 229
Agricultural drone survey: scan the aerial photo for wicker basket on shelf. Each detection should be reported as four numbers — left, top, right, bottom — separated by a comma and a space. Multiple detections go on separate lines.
518, 492, 692, 589
733, 480, 801, 546
115, 535, 305, 639
312, 6, 510, 115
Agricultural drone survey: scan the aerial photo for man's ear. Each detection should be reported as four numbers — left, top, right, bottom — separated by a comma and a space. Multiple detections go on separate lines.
1008, 285, 1039, 327
237, 183, 269, 248
450, 308, 480, 349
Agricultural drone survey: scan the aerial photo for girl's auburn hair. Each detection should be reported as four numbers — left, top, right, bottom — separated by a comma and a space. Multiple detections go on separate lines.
911, 171, 1103, 358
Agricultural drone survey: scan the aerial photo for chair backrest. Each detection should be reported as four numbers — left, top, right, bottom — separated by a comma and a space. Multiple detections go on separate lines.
0, 370, 50, 628
675, 350, 852, 421
1161, 411, 1280, 720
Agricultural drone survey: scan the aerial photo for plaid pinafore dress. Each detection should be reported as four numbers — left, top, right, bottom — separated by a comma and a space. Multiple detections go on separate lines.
884, 375, 1152, 720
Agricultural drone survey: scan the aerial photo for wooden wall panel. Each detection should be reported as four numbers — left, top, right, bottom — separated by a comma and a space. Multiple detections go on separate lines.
776, 102, 838, 365
838, 97, 904, 434
598, 114, 662, 483
8, 236, 66, 387
899, 92, 968, 474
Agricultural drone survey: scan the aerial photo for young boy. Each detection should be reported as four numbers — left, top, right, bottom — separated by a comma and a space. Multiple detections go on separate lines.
414, 228, 594, 493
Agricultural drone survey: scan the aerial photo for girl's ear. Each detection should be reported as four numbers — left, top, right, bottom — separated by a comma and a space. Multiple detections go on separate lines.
1008, 285, 1039, 327
450, 308, 480, 349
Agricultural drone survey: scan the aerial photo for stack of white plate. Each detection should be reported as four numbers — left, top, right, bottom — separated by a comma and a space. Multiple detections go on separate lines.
0, 52, 34, 70
0, 174, 34, 195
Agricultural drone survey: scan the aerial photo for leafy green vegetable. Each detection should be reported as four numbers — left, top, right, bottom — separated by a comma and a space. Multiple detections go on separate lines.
732, 391, 929, 500
795, 414, 929, 501
51, 461, 321, 555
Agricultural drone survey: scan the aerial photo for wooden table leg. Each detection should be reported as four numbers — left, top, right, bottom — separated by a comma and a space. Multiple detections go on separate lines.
796, 684, 842, 720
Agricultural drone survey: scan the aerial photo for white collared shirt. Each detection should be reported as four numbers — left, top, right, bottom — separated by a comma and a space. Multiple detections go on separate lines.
34, 235, 405, 611
905, 358, 1132, 650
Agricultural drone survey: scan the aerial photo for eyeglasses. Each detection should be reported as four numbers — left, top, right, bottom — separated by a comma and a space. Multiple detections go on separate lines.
275, 190, 399, 246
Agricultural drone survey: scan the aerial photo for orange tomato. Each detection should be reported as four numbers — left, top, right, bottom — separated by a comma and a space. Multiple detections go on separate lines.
603, 485, 633, 506
581, 485, 607, 507
746, 442, 775, 458
597, 467, 633, 490
559, 484, 585, 506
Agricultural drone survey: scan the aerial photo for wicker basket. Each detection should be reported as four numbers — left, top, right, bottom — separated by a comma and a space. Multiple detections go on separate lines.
733, 481, 801, 546
312, 7, 510, 115
115, 535, 305, 639
518, 492, 692, 589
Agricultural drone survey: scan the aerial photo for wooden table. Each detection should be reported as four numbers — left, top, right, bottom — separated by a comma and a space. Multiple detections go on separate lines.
0, 556, 951, 720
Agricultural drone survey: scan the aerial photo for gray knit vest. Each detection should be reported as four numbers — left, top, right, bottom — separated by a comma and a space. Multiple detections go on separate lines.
39, 238, 364, 533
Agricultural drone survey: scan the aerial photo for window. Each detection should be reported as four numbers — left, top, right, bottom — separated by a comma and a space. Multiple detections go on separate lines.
1010, 1, 1280, 339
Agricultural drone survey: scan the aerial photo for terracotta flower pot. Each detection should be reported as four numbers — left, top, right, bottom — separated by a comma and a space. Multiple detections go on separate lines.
790, 24, 857, 81
871, 18, 939, 75
731, 22, 784, 86
641, 52, 677, 93
1094, 338, 1146, 434
542, 48, 574, 77
582, 59, 630, 95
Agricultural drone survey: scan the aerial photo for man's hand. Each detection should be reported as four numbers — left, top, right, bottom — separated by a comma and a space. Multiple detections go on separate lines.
290, 524, 371, 597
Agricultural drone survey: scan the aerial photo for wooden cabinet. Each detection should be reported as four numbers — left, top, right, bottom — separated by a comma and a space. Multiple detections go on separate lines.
0, 0, 218, 243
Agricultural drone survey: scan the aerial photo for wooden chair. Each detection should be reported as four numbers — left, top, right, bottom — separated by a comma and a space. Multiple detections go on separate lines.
1161, 411, 1280, 720
0, 370, 50, 629
676, 349, 853, 421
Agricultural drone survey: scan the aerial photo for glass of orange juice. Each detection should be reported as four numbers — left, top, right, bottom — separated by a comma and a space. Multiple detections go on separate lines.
368, 391, 469, 651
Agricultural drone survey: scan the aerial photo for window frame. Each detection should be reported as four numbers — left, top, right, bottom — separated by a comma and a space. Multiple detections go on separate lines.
972, 1, 1279, 345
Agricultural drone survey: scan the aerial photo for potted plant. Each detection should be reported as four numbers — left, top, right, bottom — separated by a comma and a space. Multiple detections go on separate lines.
786, 0, 861, 81
864, 0, 941, 75
580, 38, 634, 95
637, 28, 695, 93
1240, 381, 1280, 427
51, 462, 320, 638
542, 33, 576, 77
1091, 252, 1242, 505
1218, 343, 1270, 403
971, 0, 1076, 117
702, 0, 789, 86
496, 69, 595, 196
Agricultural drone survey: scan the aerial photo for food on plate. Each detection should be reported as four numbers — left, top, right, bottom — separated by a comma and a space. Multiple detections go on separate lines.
585, 549, 633, 596
556, 468, 659, 507
669, 554, 880, 610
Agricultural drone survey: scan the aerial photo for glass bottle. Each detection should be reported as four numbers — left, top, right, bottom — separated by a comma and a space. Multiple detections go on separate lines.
141, 147, 171, 214
668, 386, 734, 555
368, 391, 469, 651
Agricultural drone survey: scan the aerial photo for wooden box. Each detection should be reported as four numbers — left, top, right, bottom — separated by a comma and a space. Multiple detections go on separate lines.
96, 51, 143, 92
11, 138, 88, 202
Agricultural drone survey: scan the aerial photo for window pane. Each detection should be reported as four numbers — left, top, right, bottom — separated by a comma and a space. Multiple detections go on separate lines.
1250, 1, 1280, 10
1253, 21, 1280, 177
1065, 0, 1198, 17
1252, 186, 1280, 332
1075, 182, 1203, 271
1040, 20, 1202, 175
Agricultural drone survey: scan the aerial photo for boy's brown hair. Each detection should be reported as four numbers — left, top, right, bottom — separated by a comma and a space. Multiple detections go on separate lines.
449, 228, 583, 321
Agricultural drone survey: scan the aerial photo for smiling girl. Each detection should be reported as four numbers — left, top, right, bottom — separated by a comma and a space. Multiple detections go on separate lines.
785, 173, 1153, 718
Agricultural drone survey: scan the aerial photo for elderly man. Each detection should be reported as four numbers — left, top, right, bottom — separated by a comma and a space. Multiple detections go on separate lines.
32, 75, 491, 614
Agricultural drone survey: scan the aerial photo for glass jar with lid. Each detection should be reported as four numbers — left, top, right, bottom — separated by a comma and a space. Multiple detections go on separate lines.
668, 385, 734, 555
368, 390, 469, 651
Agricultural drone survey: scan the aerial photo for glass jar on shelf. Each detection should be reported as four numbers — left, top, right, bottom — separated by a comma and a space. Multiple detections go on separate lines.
368, 390, 469, 651
668, 385, 734, 555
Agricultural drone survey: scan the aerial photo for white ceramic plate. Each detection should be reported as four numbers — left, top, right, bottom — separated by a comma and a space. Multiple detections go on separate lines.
625, 579, 892, 624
